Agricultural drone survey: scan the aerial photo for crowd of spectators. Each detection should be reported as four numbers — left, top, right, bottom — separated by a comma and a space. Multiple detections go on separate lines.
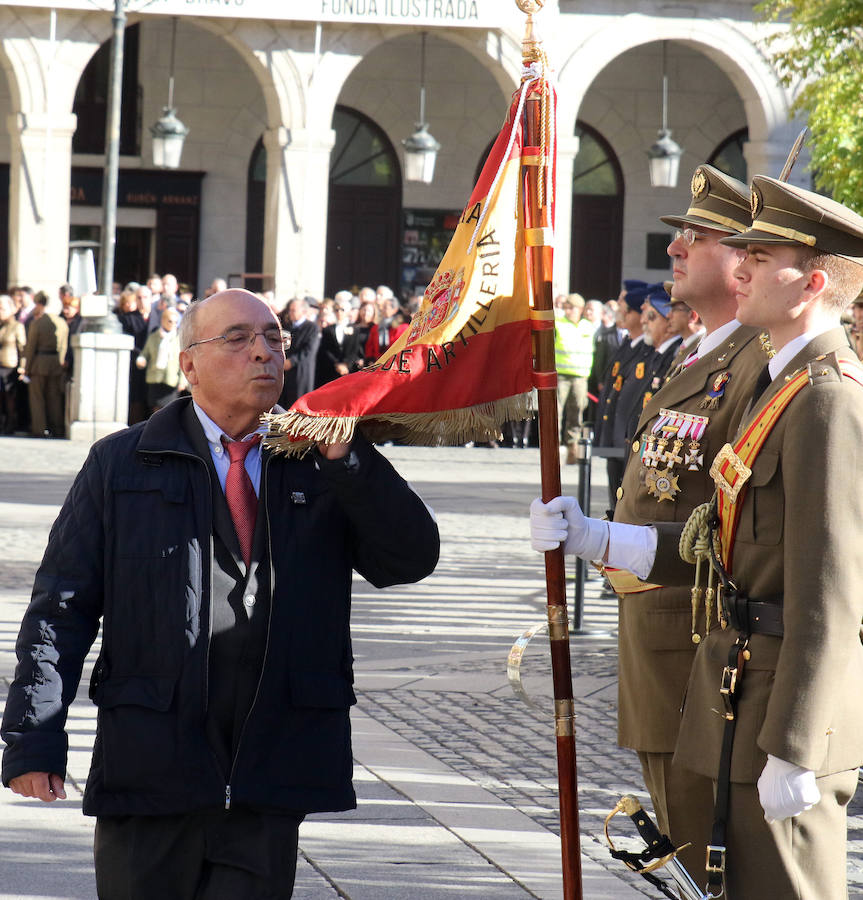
0, 283, 81, 438
113, 277, 424, 426
5, 269, 858, 444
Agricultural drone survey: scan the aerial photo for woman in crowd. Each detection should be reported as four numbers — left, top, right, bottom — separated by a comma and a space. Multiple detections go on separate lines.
114, 289, 149, 424
135, 306, 184, 415
354, 300, 376, 365
0, 294, 25, 434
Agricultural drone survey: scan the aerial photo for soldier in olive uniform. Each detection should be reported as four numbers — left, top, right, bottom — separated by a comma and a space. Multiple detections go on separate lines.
531, 165, 767, 882
672, 177, 863, 899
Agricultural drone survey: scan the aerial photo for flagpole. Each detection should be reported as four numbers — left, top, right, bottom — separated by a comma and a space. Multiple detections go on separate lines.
517, 3, 584, 898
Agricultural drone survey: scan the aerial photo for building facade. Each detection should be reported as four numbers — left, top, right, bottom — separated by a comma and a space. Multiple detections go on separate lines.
0, 0, 804, 303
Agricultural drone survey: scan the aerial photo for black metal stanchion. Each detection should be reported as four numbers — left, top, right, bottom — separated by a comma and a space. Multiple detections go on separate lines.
571, 425, 592, 633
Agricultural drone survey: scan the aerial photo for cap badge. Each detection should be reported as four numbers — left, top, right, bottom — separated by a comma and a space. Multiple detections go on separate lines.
691, 169, 708, 200
750, 186, 762, 219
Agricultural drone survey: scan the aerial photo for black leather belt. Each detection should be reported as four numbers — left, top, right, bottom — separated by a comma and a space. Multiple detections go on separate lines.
723, 592, 783, 637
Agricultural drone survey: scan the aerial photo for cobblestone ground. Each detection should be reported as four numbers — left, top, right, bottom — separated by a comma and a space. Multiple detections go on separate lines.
2, 438, 862, 898
358, 644, 656, 897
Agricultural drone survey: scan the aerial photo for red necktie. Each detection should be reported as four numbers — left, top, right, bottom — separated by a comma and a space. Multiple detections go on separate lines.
221, 434, 261, 567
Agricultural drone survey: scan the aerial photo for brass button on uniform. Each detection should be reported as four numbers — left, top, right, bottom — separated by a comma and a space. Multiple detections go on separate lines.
616, 486, 624, 500
243, 594, 256, 608
632, 440, 640, 453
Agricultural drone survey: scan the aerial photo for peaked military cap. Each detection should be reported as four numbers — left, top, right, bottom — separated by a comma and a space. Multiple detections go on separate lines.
645, 283, 672, 318
720, 176, 863, 265
660, 164, 750, 235
621, 282, 652, 312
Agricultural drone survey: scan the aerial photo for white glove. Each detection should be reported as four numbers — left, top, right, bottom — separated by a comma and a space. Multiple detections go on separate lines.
757, 754, 821, 824
529, 496, 609, 561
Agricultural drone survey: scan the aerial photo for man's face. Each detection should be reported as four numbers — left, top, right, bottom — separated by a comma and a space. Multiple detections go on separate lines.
287, 300, 307, 324
162, 275, 178, 296
644, 304, 671, 346
564, 303, 583, 323
161, 308, 179, 332
181, 291, 284, 425
622, 305, 641, 334
667, 226, 745, 312
148, 277, 163, 296
733, 244, 809, 331
668, 302, 692, 338
852, 304, 863, 329
136, 287, 152, 313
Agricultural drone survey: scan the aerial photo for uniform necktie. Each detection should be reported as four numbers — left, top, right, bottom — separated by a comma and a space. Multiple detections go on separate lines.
750, 364, 772, 407
221, 434, 261, 567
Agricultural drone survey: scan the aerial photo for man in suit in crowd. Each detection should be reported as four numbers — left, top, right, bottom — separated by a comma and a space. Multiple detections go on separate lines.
23, 290, 69, 438
2, 288, 439, 899
530, 164, 766, 883
279, 297, 320, 408
587, 299, 623, 420
316, 294, 363, 387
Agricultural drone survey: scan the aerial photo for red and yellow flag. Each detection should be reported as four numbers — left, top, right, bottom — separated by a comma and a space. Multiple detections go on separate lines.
266, 79, 556, 455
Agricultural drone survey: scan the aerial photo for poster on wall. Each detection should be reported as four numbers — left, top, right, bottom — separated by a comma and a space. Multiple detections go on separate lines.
400, 208, 460, 299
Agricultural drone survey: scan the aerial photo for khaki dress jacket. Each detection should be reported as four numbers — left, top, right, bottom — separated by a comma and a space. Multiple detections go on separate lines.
675, 328, 863, 783
614, 324, 766, 752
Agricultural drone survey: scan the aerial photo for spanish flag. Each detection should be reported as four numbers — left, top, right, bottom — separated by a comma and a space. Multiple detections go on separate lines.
266, 77, 555, 455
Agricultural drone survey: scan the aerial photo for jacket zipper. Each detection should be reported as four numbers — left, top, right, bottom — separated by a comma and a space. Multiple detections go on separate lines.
224, 450, 275, 811
148, 448, 221, 803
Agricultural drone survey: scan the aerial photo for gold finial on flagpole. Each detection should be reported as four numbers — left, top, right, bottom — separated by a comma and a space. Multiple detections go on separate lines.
516, 0, 545, 62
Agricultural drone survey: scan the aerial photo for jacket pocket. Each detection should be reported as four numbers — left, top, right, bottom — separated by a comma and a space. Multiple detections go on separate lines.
113, 471, 189, 559
736, 449, 783, 546
106, 555, 187, 674
94, 676, 179, 792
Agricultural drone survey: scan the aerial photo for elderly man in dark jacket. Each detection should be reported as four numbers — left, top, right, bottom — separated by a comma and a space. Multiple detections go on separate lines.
1, 289, 439, 899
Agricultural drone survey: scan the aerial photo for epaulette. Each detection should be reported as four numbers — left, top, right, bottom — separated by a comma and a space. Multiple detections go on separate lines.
807, 351, 843, 386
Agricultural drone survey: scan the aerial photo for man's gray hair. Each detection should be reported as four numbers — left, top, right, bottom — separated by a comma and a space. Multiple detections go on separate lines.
178, 299, 204, 350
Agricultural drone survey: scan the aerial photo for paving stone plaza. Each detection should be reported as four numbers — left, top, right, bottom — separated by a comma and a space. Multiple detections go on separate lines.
1, 437, 861, 898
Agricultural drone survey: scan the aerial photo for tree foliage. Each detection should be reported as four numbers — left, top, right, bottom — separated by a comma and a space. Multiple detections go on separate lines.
757, 0, 863, 212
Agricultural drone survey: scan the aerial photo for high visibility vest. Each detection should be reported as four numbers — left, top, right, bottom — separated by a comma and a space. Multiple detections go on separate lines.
554, 317, 594, 377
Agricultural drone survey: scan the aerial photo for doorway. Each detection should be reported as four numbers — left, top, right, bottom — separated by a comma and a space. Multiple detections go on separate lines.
570, 122, 624, 301
325, 106, 401, 297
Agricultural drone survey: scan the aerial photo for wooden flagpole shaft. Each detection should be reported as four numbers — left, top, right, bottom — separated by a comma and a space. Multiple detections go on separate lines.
523, 92, 584, 899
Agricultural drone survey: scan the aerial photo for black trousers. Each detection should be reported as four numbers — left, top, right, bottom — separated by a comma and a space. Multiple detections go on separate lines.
94, 808, 303, 900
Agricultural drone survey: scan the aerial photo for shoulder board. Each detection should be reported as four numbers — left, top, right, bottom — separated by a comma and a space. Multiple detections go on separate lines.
839, 358, 863, 388
806, 352, 863, 388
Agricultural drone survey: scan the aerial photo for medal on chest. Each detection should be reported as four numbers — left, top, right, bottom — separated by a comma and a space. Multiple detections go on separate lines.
699, 371, 731, 410
638, 408, 709, 501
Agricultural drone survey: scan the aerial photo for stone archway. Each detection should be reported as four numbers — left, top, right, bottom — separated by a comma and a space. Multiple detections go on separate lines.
0, 7, 106, 294
552, 19, 793, 288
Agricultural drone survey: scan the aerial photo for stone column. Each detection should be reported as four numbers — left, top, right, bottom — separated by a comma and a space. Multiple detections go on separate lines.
68, 331, 135, 442
262, 125, 336, 304
6, 112, 77, 297
552, 134, 580, 295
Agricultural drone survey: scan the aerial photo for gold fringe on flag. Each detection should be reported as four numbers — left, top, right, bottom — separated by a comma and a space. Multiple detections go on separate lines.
264, 392, 534, 457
